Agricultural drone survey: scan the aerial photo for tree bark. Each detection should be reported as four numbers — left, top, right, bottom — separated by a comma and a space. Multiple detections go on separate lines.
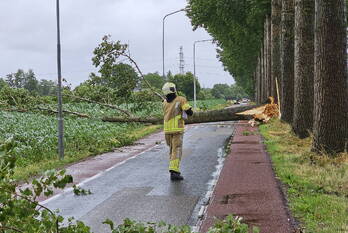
261, 44, 265, 103
266, 16, 272, 99
280, 0, 295, 123
292, 0, 314, 138
312, 0, 348, 154
103, 105, 258, 124
256, 54, 261, 104
257, 54, 262, 104
271, 0, 282, 102
264, 20, 269, 101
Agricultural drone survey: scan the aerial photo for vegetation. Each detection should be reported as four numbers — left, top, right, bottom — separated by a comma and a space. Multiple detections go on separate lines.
0, 80, 229, 180
260, 119, 348, 233
0, 109, 160, 180
187, 0, 271, 96
168, 72, 200, 100
211, 83, 248, 100
0, 69, 60, 96
187, 0, 348, 154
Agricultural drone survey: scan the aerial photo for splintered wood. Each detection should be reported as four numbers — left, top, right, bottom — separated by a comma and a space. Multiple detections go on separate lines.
236, 97, 280, 126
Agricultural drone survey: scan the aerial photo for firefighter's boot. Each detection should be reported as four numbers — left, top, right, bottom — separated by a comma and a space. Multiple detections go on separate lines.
170, 170, 184, 181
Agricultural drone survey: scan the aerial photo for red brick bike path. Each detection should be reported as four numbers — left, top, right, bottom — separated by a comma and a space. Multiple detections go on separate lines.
199, 122, 296, 233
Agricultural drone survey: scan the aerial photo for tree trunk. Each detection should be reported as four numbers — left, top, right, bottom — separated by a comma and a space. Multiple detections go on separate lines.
312, 0, 348, 154
292, 0, 314, 138
264, 20, 269, 101
280, 0, 295, 123
271, 0, 282, 102
266, 16, 272, 99
257, 54, 262, 104
261, 44, 265, 103
103, 105, 258, 124
255, 58, 259, 104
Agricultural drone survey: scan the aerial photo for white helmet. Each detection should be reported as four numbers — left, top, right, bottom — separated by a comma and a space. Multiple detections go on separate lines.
162, 82, 177, 95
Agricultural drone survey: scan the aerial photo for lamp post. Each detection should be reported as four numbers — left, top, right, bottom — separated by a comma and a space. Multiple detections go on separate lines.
193, 39, 213, 110
56, 0, 64, 159
162, 9, 185, 78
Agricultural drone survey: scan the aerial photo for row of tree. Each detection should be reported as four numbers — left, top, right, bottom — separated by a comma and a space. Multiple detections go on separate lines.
0, 69, 58, 96
1, 66, 247, 105
187, 0, 347, 154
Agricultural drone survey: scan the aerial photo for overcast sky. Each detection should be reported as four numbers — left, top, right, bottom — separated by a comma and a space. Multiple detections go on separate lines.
0, 0, 234, 88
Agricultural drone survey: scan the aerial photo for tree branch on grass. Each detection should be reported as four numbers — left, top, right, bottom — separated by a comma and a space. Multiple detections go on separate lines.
64, 94, 132, 117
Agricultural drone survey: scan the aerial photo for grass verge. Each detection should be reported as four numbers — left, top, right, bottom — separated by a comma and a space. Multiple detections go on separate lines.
259, 119, 348, 233
14, 125, 161, 181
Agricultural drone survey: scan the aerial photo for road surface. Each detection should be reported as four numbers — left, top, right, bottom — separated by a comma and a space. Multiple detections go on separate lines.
44, 122, 235, 232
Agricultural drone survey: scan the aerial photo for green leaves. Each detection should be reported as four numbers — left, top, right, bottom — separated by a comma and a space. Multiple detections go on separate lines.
187, 0, 271, 96
0, 143, 91, 232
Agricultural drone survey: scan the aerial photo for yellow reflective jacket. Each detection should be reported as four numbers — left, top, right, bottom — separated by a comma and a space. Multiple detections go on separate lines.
163, 96, 191, 134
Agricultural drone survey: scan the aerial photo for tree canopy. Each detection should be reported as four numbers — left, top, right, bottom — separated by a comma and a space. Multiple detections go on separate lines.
187, 0, 271, 96
168, 72, 201, 100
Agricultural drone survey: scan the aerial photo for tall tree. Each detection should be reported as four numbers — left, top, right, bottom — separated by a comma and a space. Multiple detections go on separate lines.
38, 79, 57, 96
280, 0, 295, 123
187, 0, 270, 96
142, 72, 165, 90
265, 15, 272, 99
22, 69, 39, 93
292, 0, 314, 138
169, 72, 200, 100
271, 0, 282, 101
312, 0, 348, 153
6, 69, 25, 88
263, 19, 269, 101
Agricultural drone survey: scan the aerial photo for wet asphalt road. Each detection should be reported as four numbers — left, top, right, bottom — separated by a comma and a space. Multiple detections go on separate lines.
44, 122, 235, 232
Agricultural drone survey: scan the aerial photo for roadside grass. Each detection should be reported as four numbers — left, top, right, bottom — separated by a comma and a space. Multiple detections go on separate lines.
13, 124, 161, 181
259, 119, 348, 233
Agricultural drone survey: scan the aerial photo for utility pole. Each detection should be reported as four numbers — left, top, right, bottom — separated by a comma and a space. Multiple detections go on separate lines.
179, 46, 185, 74
56, 0, 64, 159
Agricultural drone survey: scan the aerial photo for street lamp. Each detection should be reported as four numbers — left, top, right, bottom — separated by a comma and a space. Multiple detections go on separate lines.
193, 39, 213, 110
56, 0, 64, 159
162, 8, 185, 78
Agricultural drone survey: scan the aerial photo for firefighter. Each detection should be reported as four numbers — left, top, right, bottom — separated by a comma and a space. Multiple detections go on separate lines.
162, 82, 193, 181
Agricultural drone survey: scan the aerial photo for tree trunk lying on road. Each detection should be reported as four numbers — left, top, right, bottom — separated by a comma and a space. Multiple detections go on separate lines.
102, 105, 256, 124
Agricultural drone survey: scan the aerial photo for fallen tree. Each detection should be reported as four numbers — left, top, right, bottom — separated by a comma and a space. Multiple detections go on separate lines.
102, 104, 256, 124
64, 94, 132, 117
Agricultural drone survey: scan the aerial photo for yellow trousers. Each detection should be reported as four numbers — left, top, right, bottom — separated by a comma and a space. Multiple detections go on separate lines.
165, 133, 183, 173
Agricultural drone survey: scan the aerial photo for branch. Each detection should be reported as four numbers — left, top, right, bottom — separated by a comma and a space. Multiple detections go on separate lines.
2, 186, 59, 233
13, 193, 59, 233
0, 226, 24, 233
37, 106, 90, 118
102, 116, 162, 124
64, 94, 132, 117
122, 54, 165, 101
